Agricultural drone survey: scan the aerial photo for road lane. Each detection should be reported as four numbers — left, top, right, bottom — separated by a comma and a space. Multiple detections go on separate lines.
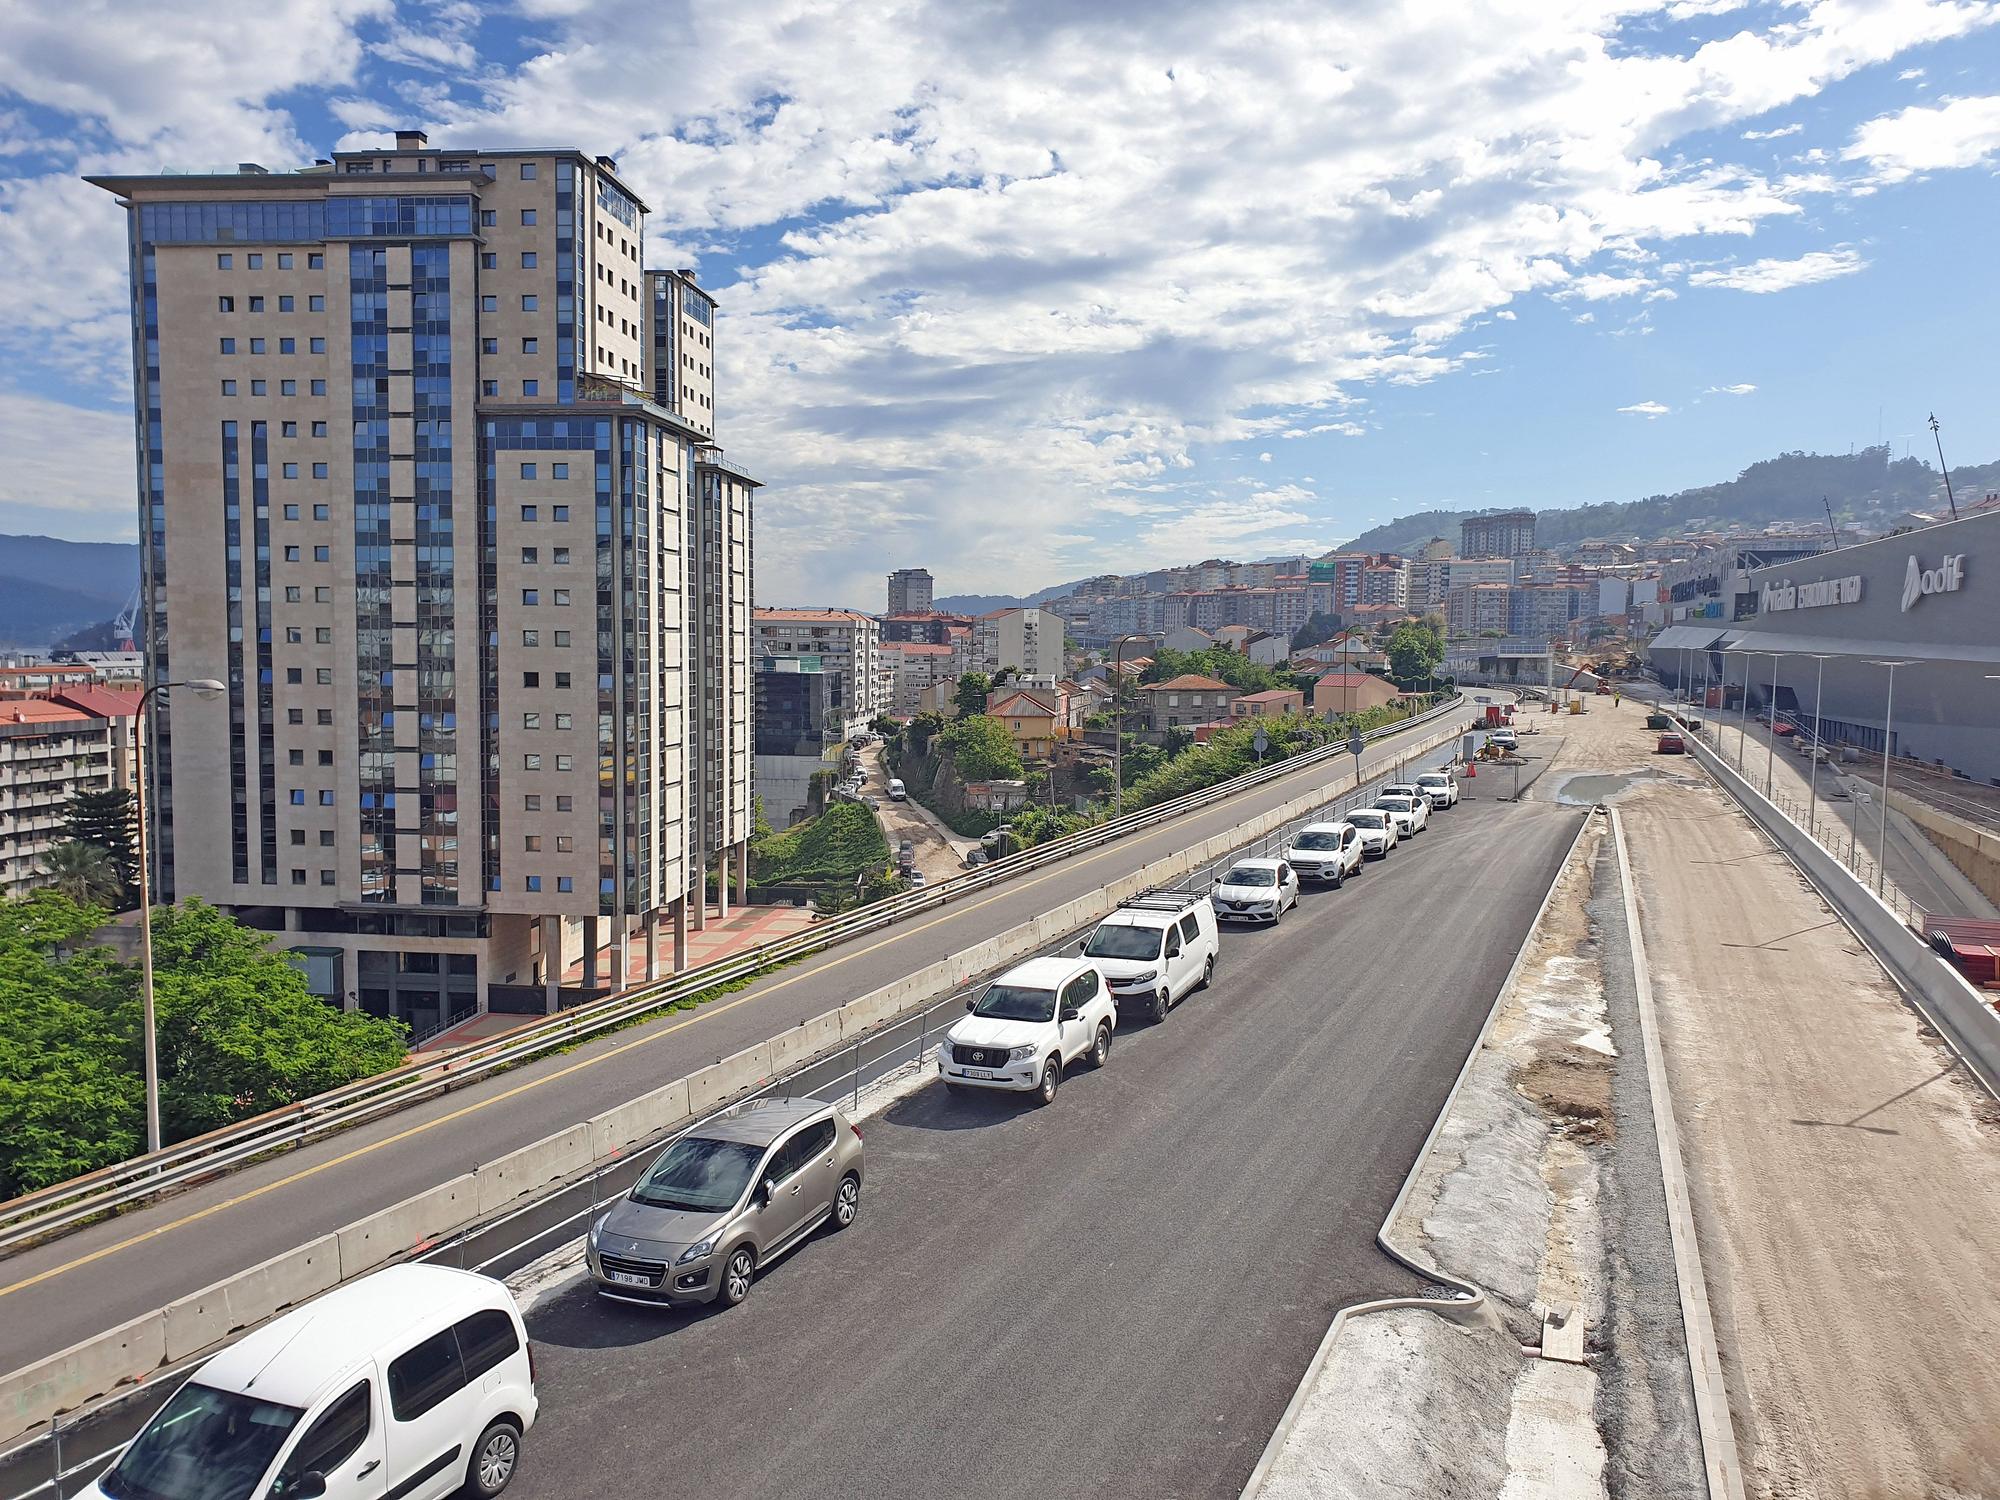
512, 795, 1585, 1500
0, 702, 1481, 1372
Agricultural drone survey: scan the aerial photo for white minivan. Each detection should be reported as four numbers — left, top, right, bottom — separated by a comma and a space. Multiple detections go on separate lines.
887, 777, 907, 801
1080, 892, 1219, 1022
84, 1264, 537, 1500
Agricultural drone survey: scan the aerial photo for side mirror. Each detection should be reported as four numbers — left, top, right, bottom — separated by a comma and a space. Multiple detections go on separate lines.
760, 1178, 778, 1207
294, 1475, 328, 1500
1059, 1005, 1080, 1022
965, 998, 976, 1012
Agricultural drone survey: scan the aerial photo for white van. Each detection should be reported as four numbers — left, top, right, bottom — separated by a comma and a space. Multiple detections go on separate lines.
1080, 892, 1220, 1022
887, 778, 907, 801
84, 1264, 537, 1500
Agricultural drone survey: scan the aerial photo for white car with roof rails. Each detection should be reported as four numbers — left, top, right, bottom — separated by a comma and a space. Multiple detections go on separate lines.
938, 954, 1115, 1104
1414, 770, 1459, 809
1080, 893, 1218, 1023
1210, 857, 1300, 924
1344, 807, 1398, 858
1282, 822, 1365, 887
81, 1263, 536, 1500
1375, 791, 1428, 836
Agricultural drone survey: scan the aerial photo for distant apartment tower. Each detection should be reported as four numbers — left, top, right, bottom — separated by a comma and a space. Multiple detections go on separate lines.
0, 687, 140, 901
975, 606, 1063, 676
753, 609, 881, 739
1460, 509, 1538, 559
886, 568, 934, 615
90, 131, 754, 1030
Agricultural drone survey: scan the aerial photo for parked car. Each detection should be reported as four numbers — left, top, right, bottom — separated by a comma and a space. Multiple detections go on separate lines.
887, 778, 907, 801
1414, 771, 1460, 809
82, 1264, 538, 1500
1656, 733, 1686, 754
1081, 892, 1219, 1022
1210, 857, 1300, 925
937, 955, 1116, 1103
1489, 727, 1518, 751
1375, 792, 1429, 835
1282, 821, 1365, 887
588, 1098, 863, 1308
907, 870, 926, 889
963, 848, 986, 867
1345, 807, 1399, 858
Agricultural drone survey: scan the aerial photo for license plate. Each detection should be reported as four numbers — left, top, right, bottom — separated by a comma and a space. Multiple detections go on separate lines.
965, 1068, 994, 1079
608, 1270, 651, 1287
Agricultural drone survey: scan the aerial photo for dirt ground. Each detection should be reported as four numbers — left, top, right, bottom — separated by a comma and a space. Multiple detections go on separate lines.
856, 742, 976, 885
1556, 695, 2000, 1498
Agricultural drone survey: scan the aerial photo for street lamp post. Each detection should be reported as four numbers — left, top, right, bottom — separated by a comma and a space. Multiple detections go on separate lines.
1110, 635, 1144, 818
1866, 660, 1914, 897
132, 676, 225, 1154
1765, 651, 1781, 800
1734, 648, 1751, 773
1802, 653, 1835, 836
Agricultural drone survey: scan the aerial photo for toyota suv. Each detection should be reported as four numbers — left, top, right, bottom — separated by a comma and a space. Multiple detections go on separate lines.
1282, 822, 1365, 887
1081, 893, 1218, 1022
1345, 807, 1398, 858
938, 955, 1116, 1104
587, 1098, 863, 1310
1414, 771, 1459, 809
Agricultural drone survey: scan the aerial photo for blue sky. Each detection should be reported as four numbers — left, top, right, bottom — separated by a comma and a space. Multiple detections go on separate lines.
2, 0, 1998, 609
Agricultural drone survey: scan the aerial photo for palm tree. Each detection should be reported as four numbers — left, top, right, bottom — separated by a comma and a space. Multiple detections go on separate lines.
37, 842, 122, 906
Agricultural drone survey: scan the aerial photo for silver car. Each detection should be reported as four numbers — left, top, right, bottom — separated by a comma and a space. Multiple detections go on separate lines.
587, 1098, 863, 1308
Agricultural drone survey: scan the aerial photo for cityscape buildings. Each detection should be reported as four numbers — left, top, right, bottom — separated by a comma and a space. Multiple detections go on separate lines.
90, 131, 755, 1030
886, 567, 934, 615
1459, 509, 1538, 559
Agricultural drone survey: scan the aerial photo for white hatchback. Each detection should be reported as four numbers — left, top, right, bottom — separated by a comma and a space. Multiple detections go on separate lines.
1345, 807, 1398, 858
1210, 857, 1300, 924
1375, 793, 1428, 836
1414, 771, 1459, 808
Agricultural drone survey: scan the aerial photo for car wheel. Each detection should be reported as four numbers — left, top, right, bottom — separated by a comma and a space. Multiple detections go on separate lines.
720, 1246, 755, 1307
1199, 954, 1215, 990
464, 1420, 521, 1498
1090, 1022, 1113, 1066
832, 1173, 860, 1230
1152, 986, 1170, 1023
1331, 867, 1343, 889
1036, 1058, 1060, 1105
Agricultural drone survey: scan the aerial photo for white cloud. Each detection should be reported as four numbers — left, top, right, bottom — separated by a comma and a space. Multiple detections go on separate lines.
1844, 94, 2000, 181
1687, 247, 1868, 292
1742, 122, 1804, 139
1706, 382, 1757, 394
1618, 400, 1672, 417
1899, 67, 1928, 80
1258, 451, 1273, 463
0, 388, 136, 521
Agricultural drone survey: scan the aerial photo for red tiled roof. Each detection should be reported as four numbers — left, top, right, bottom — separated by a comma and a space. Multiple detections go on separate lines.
1235, 689, 1303, 703
0, 699, 92, 725
51, 685, 140, 718
1139, 674, 1235, 692
882, 642, 953, 655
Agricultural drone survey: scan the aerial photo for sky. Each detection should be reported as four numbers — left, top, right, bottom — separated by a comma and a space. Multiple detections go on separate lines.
2, 0, 1998, 610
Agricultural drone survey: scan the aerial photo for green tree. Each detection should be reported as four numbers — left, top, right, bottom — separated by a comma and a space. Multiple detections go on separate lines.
63, 787, 138, 902
145, 901, 408, 1140
938, 715, 1025, 780
860, 868, 908, 904
902, 710, 947, 760
1141, 646, 1292, 694
1386, 622, 1445, 685
1290, 611, 1345, 652
953, 671, 992, 718
869, 714, 900, 736
37, 842, 123, 907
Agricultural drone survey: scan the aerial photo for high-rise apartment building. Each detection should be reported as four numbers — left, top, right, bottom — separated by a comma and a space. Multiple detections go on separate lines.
753, 609, 881, 739
974, 606, 1063, 676
90, 131, 755, 1031
1460, 509, 1538, 559
886, 568, 934, 615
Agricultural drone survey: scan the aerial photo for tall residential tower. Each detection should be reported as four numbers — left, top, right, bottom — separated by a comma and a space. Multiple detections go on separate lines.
91, 131, 756, 1033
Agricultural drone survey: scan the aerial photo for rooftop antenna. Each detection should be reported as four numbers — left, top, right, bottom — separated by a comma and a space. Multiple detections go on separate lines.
1822, 496, 1839, 549
1928, 413, 1958, 520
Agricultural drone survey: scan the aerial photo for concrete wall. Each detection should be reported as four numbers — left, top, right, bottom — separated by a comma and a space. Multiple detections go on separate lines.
1888, 790, 2000, 909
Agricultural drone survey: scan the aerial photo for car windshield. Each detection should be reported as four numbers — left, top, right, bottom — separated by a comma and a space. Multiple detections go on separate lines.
631, 1136, 766, 1212
973, 983, 1059, 1022
1224, 866, 1276, 887
1084, 925, 1164, 960
100, 1383, 301, 1500
1418, 776, 1446, 786
1349, 811, 1384, 827
1292, 831, 1342, 851
1377, 797, 1410, 809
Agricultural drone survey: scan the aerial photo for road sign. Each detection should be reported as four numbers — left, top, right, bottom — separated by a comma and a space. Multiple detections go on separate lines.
1252, 729, 1270, 757
1346, 736, 1365, 757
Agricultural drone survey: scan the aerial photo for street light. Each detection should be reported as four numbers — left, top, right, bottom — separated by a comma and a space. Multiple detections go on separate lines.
1799, 653, 1837, 837
1765, 650, 1781, 800
1110, 635, 1145, 818
1734, 646, 1752, 773
133, 676, 226, 1154
1866, 660, 1914, 897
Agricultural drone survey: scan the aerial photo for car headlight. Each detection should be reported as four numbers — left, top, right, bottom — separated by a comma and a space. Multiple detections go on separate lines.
1006, 1044, 1038, 1061
588, 1214, 608, 1247
676, 1239, 714, 1265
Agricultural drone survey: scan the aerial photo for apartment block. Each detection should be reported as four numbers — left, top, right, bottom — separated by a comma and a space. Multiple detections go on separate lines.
881, 640, 955, 713
1445, 581, 1514, 635
753, 609, 881, 739
1413, 555, 1513, 610
0, 690, 141, 901
886, 567, 934, 615
1460, 509, 1538, 559
974, 606, 1063, 676
90, 130, 755, 1034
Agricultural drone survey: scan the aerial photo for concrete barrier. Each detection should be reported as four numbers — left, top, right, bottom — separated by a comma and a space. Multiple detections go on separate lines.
1688, 732, 2000, 1093
161, 1286, 232, 1364
474, 1125, 593, 1216
222, 1234, 341, 1333
588, 1080, 691, 1162
685, 1042, 774, 1118
335, 1172, 478, 1279
766, 1013, 843, 1079
0, 1316, 165, 1436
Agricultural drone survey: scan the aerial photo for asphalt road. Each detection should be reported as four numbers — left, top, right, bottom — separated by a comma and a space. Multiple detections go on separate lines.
510, 793, 1586, 1500
0, 701, 1484, 1373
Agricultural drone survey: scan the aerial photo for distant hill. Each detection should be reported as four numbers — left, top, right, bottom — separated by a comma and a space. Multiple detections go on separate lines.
0, 535, 140, 649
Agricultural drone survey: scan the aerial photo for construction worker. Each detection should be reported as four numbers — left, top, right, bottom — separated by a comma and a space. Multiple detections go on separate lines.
1613, 690, 1621, 707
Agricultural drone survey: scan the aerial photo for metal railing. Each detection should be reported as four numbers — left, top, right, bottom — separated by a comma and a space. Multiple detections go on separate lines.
0, 697, 1471, 1254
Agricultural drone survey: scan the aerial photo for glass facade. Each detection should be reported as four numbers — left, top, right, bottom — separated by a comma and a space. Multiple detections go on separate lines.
137, 200, 326, 245
350, 245, 395, 901
252, 419, 276, 885
553, 162, 579, 403
325, 196, 475, 239
411, 244, 459, 904
222, 421, 248, 882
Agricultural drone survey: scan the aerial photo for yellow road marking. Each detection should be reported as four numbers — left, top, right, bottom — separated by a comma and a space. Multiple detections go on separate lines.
0, 732, 1412, 1302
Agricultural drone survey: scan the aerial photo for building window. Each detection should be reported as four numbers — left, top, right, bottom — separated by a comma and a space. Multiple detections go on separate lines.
520, 209, 536, 226
308, 294, 324, 311
317, 708, 332, 725
320, 870, 336, 886
316, 667, 333, 684
284, 586, 301, 602
522, 671, 539, 688
524, 794, 541, 811
520, 504, 537, 521
277, 252, 293, 269
283, 462, 299, 479
318, 790, 334, 806
553, 672, 571, 689
250, 380, 267, 395
524, 835, 541, 852
278, 336, 295, 353
313, 463, 328, 479
551, 589, 570, 606
218, 296, 235, 313
521, 547, 538, 564
483, 381, 499, 397
278, 296, 294, 313
520, 463, 536, 480
521, 589, 538, 606
308, 252, 324, 269
556, 795, 573, 812
217, 254, 232, 269
221, 380, 238, 396
246, 253, 263, 269
521, 252, 537, 268
481, 210, 497, 227
554, 713, 572, 730
521, 630, 538, 646
522, 713, 541, 730
288, 707, 303, 723
312, 420, 328, 436
482, 338, 498, 355
220, 337, 236, 354
481, 296, 497, 312
310, 378, 326, 396
281, 380, 297, 396
550, 461, 566, 478
289, 790, 305, 805
523, 754, 541, 770
522, 380, 538, 396
249, 297, 264, 312
552, 630, 570, 647
291, 869, 306, 885
551, 504, 569, 521
315, 586, 331, 602
315, 627, 332, 643
310, 337, 326, 353
557, 876, 573, 893
520, 162, 538, 180
555, 835, 573, 853
313, 546, 330, 562
551, 547, 570, 565
288, 747, 303, 763
284, 545, 301, 561
520, 294, 538, 311
554, 755, 573, 771
525, 875, 542, 892
481, 254, 498, 271
281, 420, 297, 437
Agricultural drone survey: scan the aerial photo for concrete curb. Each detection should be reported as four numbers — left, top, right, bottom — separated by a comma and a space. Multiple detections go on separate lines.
1609, 806, 1746, 1500
1238, 803, 1599, 1499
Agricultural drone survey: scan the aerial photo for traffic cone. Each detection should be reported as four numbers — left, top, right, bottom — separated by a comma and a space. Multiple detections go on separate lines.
1464, 760, 1476, 777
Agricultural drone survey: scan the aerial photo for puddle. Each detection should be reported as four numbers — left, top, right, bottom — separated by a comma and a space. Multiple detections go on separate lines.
1553, 769, 1676, 805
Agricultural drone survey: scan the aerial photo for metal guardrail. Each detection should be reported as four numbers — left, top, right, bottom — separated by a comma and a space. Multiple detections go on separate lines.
0, 697, 1470, 1253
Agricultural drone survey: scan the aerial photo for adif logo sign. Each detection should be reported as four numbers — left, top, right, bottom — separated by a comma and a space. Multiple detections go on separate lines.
1900, 553, 1966, 612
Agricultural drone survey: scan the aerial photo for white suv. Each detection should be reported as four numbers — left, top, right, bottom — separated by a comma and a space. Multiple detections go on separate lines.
1415, 771, 1459, 809
1283, 822, 1365, 887
1081, 894, 1219, 1023
938, 955, 1116, 1105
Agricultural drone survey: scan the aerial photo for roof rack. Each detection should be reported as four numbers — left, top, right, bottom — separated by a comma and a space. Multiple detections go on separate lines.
1116, 890, 1206, 912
